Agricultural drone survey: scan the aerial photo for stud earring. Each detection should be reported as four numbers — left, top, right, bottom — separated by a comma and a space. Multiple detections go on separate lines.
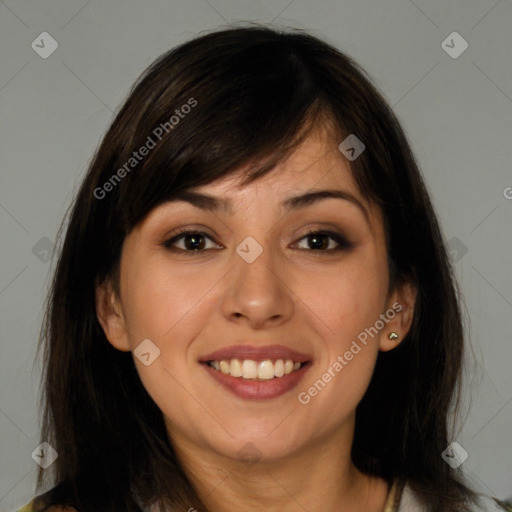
388, 332, 400, 343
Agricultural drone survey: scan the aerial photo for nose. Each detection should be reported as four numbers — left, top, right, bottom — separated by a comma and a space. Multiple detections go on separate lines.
221, 240, 295, 329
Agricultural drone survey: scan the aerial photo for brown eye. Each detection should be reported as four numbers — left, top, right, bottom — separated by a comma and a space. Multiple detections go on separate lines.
296, 230, 353, 252
162, 229, 353, 255
163, 230, 220, 252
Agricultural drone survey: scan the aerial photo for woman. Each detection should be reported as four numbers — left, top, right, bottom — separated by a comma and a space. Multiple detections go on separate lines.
19, 25, 511, 512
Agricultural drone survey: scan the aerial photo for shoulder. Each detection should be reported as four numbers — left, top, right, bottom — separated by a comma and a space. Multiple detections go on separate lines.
17, 500, 78, 512
17, 501, 77, 512
397, 482, 512, 512
471, 494, 512, 512
16, 486, 78, 512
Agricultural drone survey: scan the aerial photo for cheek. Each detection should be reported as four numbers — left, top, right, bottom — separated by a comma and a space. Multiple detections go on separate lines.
295, 251, 388, 341
120, 257, 216, 343
294, 251, 387, 407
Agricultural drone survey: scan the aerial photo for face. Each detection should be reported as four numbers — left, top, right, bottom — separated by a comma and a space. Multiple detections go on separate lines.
97, 128, 415, 466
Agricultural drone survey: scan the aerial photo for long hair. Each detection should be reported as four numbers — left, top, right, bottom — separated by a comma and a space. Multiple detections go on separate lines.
36, 25, 480, 511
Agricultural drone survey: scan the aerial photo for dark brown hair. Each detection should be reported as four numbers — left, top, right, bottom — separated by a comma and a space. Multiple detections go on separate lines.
36, 24, 483, 511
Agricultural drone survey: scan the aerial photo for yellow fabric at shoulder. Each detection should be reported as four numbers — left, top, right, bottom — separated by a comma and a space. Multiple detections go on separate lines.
494, 499, 512, 512
15, 487, 57, 511
17, 501, 35, 512
383, 478, 402, 512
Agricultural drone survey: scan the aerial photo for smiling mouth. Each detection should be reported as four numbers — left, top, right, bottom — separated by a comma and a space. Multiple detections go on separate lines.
206, 358, 306, 380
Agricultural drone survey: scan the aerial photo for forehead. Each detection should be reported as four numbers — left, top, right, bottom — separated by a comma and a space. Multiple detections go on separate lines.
194, 131, 360, 202
134, 132, 384, 243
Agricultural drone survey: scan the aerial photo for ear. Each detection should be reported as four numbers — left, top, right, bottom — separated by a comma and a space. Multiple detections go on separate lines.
95, 277, 130, 352
379, 280, 417, 352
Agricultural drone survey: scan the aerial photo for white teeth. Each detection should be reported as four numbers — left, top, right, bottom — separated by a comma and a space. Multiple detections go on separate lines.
242, 360, 258, 379
208, 358, 304, 380
274, 359, 285, 377
230, 358, 243, 377
220, 360, 230, 374
258, 360, 274, 380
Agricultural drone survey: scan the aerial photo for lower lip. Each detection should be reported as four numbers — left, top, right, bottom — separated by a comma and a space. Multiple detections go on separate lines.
202, 363, 311, 401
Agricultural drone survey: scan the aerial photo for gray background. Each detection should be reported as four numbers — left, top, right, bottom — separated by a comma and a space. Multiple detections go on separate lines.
1, 1, 511, 510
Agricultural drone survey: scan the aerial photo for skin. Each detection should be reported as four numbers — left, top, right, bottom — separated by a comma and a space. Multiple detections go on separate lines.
96, 127, 416, 512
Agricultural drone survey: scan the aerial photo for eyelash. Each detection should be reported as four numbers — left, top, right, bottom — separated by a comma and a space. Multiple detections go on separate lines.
162, 228, 353, 255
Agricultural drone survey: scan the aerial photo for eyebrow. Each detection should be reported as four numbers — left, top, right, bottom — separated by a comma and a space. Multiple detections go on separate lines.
169, 189, 370, 224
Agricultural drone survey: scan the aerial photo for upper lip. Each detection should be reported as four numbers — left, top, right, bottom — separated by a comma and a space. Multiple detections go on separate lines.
200, 344, 312, 363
